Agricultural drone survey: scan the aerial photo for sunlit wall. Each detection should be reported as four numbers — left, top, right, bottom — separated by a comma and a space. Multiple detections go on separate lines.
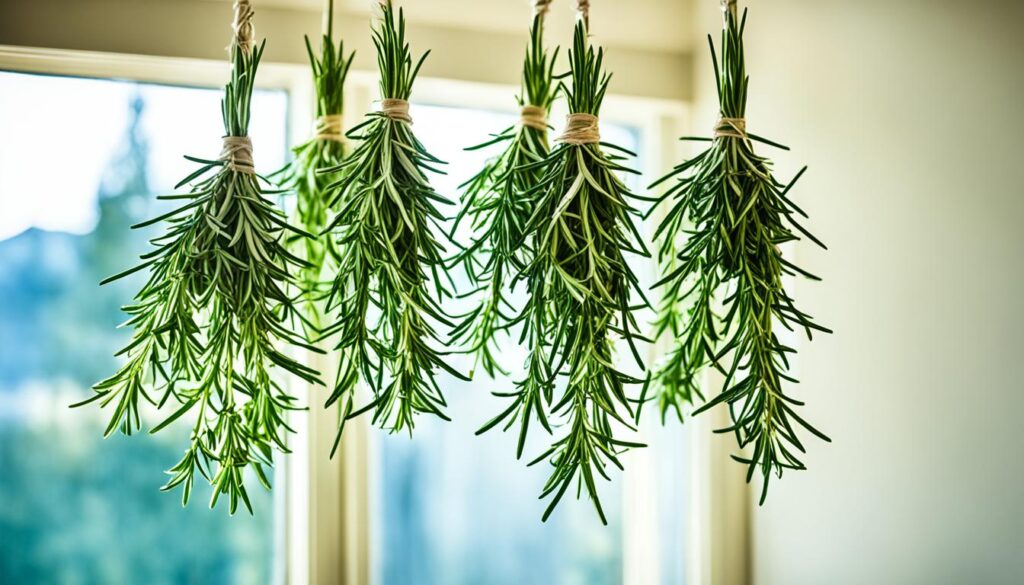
689, 1, 1024, 583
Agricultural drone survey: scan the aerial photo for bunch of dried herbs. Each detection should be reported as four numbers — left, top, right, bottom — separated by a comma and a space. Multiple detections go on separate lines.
75, 0, 321, 514
274, 0, 354, 328
649, 1, 831, 503
320, 1, 467, 454
449, 11, 559, 379
479, 19, 652, 524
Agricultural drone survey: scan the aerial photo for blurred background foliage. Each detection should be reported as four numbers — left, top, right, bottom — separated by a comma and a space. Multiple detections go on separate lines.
0, 92, 273, 584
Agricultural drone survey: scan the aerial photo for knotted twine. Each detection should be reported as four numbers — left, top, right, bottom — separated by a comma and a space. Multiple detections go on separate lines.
714, 117, 747, 140
557, 113, 600, 145
576, 0, 590, 25
520, 0, 555, 130
520, 105, 549, 131
232, 0, 255, 55
221, 1, 258, 173
221, 136, 256, 174
380, 98, 413, 124
315, 114, 345, 142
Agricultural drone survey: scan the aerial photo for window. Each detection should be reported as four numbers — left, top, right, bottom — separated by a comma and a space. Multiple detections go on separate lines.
0, 49, 703, 585
0, 70, 288, 584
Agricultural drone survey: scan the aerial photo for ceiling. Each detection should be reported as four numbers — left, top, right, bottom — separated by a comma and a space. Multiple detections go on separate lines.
227, 0, 697, 53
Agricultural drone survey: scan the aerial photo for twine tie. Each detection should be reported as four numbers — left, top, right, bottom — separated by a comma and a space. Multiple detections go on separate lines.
558, 113, 600, 145
577, 0, 590, 23
713, 117, 747, 140
221, 136, 256, 174
520, 105, 549, 131
315, 114, 344, 142
380, 99, 413, 124
231, 0, 255, 55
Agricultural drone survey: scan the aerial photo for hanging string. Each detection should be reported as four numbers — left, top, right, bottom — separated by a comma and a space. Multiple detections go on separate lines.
715, 1, 745, 140
560, 0, 598, 143
520, 0, 555, 129
232, 0, 255, 55
576, 0, 590, 28
533, 0, 554, 17
223, 1, 257, 170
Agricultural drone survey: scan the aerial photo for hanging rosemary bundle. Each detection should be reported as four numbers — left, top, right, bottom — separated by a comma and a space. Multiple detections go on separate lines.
274, 0, 354, 326
649, 0, 831, 503
449, 3, 559, 379
73, 0, 321, 514
320, 0, 466, 452
480, 12, 652, 525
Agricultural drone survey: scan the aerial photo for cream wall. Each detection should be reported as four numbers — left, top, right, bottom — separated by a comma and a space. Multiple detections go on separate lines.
691, 1, 1024, 583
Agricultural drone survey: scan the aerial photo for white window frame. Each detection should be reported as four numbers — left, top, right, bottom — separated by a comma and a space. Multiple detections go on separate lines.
0, 44, 748, 585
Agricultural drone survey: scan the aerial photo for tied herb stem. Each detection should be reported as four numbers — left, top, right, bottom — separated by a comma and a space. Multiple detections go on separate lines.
320, 3, 468, 454
649, 4, 832, 503
76, 35, 323, 514
450, 14, 559, 379
274, 0, 354, 329
481, 21, 652, 525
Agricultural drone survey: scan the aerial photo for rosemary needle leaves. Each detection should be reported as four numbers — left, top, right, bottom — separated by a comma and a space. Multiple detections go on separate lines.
649, 5, 831, 503
274, 1, 354, 328
320, 2, 467, 453
449, 14, 559, 379
486, 21, 652, 524
75, 19, 323, 515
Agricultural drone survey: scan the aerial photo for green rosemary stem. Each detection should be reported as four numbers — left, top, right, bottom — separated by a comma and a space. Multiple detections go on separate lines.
650, 4, 832, 503
274, 0, 354, 330
321, 3, 467, 452
76, 11, 323, 514
450, 14, 558, 379
512, 21, 651, 524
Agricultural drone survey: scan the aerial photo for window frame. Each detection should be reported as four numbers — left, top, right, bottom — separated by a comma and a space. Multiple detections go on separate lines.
0, 43, 747, 585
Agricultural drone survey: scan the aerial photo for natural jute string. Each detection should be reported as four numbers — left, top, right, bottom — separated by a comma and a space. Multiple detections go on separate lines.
380, 99, 413, 124
520, 105, 548, 131
221, 136, 256, 174
533, 0, 554, 17
576, 0, 590, 22
232, 0, 255, 55
558, 113, 600, 145
714, 117, 747, 140
315, 115, 344, 142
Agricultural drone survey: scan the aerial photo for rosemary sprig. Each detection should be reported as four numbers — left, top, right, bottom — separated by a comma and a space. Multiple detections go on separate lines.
481, 21, 652, 525
649, 4, 831, 503
274, 0, 354, 328
449, 14, 559, 379
320, 2, 467, 454
73, 29, 322, 514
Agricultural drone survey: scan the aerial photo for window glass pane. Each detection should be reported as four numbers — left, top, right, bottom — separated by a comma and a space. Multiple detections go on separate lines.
373, 103, 686, 585
0, 70, 287, 584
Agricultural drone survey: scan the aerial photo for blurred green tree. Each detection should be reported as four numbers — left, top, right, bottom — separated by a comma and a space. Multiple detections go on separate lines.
0, 88, 272, 585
